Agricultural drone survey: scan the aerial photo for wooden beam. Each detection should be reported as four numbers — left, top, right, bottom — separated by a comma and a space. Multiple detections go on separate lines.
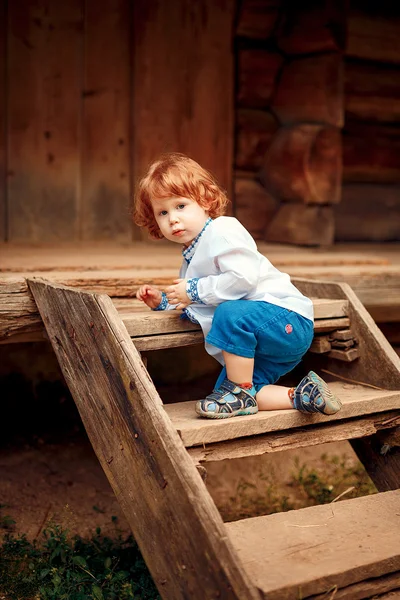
237, 49, 283, 109
27, 278, 259, 600
0, 0, 6, 241
188, 412, 400, 464
265, 204, 335, 246
350, 432, 400, 492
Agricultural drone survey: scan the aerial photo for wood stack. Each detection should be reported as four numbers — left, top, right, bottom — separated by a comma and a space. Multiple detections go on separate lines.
234, 1, 345, 245
335, 1, 400, 242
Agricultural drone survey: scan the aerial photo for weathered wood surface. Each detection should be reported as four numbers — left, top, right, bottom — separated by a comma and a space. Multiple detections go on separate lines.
343, 123, 400, 184
7, 0, 81, 242
234, 177, 278, 240
309, 570, 400, 600
236, 0, 280, 39
132, 0, 234, 215
165, 383, 400, 448
226, 490, 400, 600
81, 0, 131, 241
188, 411, 400, 464
294, 278, 400, 390
309, 335, 331, 354
259, 125, 342, 205
0, 292, 349, 344
271, 54, 343, 127
265, 205, 335, 246
335, 184, 400, 243
347, 8, 400, 65
235, 110, 278, 171
345, 60, 400, 124
275, 0, 346, 55
28, 278, 259, 600
0, 0, 5, 242
237, 49, 283, 109
351, 432, 400, 492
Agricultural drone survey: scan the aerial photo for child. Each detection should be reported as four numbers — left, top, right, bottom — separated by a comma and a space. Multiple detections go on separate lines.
134, 153, 342, 419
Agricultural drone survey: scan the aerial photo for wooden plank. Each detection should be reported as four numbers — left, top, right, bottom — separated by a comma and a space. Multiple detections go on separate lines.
165, 382, 400, 448
134, 331, 203, 351
188, 411, 400, 464
309, 335, 331, 353
27, 278, 259, 600
330, 328, 354, 341
7, 0, 81, 242
309, 570, 400, 600
294, 278, 400, 390
132, 0, 234, 233
351, 433, 400, 492
347, 8, 400, 65
226, 490, 400, 600
327, 347, 360, 362
0, 0, 6, 241
335, 184, 400, 243
345, 60, 400, 124
81, 0, 131, 241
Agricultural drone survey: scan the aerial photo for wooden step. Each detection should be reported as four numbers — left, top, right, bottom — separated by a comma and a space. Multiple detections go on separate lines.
225, 490, 400, 600
164, 381, 400, 447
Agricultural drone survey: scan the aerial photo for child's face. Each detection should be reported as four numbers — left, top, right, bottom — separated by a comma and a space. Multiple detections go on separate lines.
152, 196, 210, 246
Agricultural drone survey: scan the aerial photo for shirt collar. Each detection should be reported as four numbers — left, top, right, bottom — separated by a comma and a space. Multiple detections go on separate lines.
182, 217, 212, 264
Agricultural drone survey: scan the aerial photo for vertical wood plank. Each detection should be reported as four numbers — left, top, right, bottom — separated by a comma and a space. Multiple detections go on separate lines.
7, 0, 82, 242
81, 0, 131, 241
132, 0, 234, 235
0, 0, 6, 240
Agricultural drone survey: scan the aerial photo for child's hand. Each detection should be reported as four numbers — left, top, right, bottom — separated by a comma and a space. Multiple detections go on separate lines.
166, 279, 191, 309
136, 284, 163, 309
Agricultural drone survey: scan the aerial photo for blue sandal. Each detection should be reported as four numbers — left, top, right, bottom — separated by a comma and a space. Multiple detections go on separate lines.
196, 378, 258, 419
292, 371, 342, 415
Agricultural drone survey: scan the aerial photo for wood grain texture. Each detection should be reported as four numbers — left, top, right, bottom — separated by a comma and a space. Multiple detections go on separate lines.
234, 177, 278, 240
7, 0, 81, 242
293, 278, 400, 390
271, 54, 344, 127
165, 383, 400, 447
81, 0, 131, 241
236, 0, 280, 40
275, 0, 346, 55
265, 204, 335, 246
345, 60, 400, 124
259, 125, 342, 205
335, 184, 400, 243
226, 490, 400, 600
0, 0, 6, 241
188, 412, 400, 464
235, 109, 278, 171
237, 49, 283, 109
351, 433, 400, 491
347, 8, 400, 64
132, 0, 234, 226
27, 278, 260, 600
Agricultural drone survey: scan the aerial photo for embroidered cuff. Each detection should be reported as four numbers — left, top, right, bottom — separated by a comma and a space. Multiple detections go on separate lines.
152, 291, 168, 311
186, 278, 204, 304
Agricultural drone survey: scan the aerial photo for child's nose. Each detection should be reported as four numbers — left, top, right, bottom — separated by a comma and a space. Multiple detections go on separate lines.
170, 213, 179, 224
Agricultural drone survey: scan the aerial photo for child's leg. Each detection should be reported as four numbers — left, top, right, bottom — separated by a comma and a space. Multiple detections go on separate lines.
256, 384, 293, 410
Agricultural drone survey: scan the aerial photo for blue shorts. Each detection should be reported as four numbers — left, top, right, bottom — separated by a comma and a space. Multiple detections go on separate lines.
206, 300, 314, 392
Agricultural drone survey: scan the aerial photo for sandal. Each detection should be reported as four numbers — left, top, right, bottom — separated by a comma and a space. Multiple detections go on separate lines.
195, 378, 258, 419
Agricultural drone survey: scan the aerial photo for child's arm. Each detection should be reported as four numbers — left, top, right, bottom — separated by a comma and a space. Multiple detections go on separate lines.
136, 284, 177, 311
185, 245, 260, 306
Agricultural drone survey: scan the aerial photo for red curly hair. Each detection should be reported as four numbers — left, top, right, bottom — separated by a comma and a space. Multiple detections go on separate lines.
133, 153, 229, 239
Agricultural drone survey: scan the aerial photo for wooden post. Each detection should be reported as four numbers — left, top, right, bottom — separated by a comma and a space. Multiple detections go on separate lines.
350, 432, 400, 492
27, 278, 259, 600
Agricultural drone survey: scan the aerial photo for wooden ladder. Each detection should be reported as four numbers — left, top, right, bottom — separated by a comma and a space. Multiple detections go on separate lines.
28, 277, 400, 600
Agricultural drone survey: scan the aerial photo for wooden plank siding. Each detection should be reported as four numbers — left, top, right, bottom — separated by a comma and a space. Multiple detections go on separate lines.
81, 0, 131, 241
7, 0, 82, 242
132, 0, 235, 226
0, 0, 6, 241
1, 0, 235, 242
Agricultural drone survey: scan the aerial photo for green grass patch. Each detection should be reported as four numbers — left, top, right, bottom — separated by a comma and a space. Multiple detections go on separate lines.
0, 521, 160, 600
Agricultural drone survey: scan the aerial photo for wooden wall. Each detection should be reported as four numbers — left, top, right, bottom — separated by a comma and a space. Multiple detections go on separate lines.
233, 0, 345, 245
0, 0, 234, 242
335, 0, 400, 241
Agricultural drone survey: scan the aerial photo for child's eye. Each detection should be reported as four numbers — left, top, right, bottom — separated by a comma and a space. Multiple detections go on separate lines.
159, 210, 168, 216
177, 204, 185, 210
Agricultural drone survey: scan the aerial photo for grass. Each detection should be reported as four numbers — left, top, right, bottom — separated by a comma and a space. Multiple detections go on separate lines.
0, 519, 160, 600
218, 452, 377, 522
0, 453, 377, 598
